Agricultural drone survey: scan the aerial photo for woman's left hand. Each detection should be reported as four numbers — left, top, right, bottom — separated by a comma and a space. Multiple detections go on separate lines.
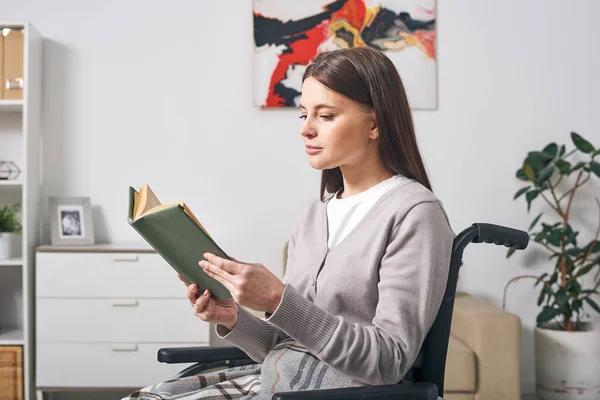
200, 253, 286, 314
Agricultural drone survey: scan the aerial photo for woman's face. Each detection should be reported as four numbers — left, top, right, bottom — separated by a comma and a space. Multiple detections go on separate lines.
299, 77, 378, 171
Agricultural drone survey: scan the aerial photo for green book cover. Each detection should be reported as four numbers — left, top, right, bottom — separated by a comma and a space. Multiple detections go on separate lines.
127, 186, 232, 300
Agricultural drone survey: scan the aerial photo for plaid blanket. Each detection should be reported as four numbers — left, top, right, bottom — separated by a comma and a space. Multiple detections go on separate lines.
123, 339, 366, 400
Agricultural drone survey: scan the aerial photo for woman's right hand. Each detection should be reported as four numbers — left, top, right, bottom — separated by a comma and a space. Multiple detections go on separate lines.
179, 274, 239, 330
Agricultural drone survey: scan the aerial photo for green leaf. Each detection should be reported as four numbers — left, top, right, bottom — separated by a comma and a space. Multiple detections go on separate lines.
566, 230, 578, 246
555, 159, 571, 175
537, 306, 560, 325
569, 161, 586, 175
567, 279, 581, 295
534, 273, 549, 287
547, 230, 562, 246
571, 132, 595, 154
516, 168, 529, 181
566, 247, 583, 257
549, 272, 558, 284
530, 151, 555, 163
543, 143, 558, 158
536, 165, 555, 185
0, 203, 22, 233
529, 213, 543, 231
506, 247, 516, 258
581, 289, 600, 295
523, 163, 535, 181
583, 240, 600, 254
576, 263, 596, 277
556, 290, 569, 311
514, 186, 531, 200
590, 161, 600, 178
537, 289, 546, 306
526, 190, 539, 211
559, 145, 566, 157
583, 297, 600, 314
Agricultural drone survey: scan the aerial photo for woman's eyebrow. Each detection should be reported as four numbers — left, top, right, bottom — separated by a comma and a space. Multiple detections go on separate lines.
299, 103, 339, 111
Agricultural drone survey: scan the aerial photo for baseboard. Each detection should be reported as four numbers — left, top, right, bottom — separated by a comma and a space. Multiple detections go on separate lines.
522, 379, 536, 395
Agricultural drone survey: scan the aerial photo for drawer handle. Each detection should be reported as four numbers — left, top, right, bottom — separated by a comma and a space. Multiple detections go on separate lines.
112, 299, 138, 307
112, 344, 138, 352
112, 255, 139, 262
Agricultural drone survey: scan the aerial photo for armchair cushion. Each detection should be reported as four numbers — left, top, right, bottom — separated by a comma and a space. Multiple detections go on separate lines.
444, 336, 476, 392
445, 292, 521, 400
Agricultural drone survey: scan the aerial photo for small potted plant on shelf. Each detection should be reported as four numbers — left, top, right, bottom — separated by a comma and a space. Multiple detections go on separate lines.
0, 202, 22, 259
505, 132, 600, 400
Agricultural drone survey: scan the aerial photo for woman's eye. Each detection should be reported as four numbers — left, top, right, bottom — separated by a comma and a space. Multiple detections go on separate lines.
319, 114, 334, 121
299, 115, 307, 120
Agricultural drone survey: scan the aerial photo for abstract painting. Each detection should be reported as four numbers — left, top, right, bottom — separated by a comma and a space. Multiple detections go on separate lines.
253, 0, 437, 109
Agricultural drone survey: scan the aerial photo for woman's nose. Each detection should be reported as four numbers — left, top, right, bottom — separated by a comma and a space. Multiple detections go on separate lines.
300, 119, 316, 138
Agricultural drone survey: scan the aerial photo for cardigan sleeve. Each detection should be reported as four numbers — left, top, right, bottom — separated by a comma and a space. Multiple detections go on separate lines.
264, 201, 455, 385
214, 212, 302, 362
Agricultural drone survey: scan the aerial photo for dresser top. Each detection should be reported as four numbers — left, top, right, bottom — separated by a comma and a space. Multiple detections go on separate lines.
36, 243, 156, 253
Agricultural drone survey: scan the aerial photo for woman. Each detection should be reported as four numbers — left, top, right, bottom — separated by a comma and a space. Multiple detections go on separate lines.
125, 46, 454, 399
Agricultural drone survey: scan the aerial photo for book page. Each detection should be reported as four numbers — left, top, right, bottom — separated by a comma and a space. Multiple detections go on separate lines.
135, 184, 162, 219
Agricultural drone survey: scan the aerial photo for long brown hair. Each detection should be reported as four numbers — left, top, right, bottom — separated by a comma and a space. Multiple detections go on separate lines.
302, 46, 432, 201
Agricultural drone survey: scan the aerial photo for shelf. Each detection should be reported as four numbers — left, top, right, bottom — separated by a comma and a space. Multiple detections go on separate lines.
0, 328, 23, 345
0, 100, 23, 113
0, 180, 23, 187
0, 258, 23, 266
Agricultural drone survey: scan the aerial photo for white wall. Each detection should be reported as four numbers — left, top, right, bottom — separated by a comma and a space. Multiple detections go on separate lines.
1, 0, 599, 394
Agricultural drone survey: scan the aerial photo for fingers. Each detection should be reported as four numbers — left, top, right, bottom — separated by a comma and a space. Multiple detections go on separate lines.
186, 284, 199, 305
178, 274, 191, 286
202, 253, 242, 274
202, 267, 237, 294
192, 288, 211, 314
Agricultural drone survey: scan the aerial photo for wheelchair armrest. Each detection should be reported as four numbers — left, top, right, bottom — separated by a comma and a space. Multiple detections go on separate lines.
272, 382, 438, 400
157, 346, 252, 364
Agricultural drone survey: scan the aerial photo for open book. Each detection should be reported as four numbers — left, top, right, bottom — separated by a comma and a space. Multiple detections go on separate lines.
127, 184, 232, 300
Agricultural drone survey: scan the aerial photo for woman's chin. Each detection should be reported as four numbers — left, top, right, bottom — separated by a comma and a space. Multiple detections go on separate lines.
307, 158, 329, 170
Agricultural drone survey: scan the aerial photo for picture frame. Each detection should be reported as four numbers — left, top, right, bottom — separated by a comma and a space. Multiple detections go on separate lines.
49, 196, 95, 245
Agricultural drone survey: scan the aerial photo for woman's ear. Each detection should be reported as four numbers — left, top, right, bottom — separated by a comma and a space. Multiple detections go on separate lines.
368, 114, 379, 140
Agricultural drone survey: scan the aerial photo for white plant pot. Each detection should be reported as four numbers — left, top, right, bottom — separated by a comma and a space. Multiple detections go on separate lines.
535, 321, 600, 400
0, 232, 18, 259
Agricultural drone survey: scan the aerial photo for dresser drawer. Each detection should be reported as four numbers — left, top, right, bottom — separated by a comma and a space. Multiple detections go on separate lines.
37, 298, 209, 343
36, 342, 205, 388
36, 252, 188, 298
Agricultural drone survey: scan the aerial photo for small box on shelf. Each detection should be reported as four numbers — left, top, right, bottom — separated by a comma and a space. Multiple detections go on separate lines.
0, 27, 24, 100
0, 345, 24, 400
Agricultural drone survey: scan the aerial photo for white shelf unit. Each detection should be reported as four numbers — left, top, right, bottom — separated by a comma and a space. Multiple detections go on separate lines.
0, 21, 43, 400
0, 99, 24, 112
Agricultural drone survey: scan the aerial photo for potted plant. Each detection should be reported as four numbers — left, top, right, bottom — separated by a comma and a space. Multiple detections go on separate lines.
504, 132, 600, 400
0, 202, 22, 259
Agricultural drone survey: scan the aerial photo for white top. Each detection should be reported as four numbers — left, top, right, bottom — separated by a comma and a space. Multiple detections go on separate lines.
326, 174, 409, 249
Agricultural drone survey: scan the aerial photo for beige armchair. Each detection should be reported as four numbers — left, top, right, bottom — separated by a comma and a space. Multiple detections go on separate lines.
444, 292, 521, 400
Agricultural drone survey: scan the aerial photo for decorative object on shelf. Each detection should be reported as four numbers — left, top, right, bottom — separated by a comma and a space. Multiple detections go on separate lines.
0, 161, 21, 180
504, 131, 600, 400
49, 196, 95, 245
0, 202, 21, 260
253, 0, 436, 109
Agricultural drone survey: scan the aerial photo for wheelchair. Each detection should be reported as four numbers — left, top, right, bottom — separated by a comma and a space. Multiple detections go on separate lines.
156, 223, 529, 399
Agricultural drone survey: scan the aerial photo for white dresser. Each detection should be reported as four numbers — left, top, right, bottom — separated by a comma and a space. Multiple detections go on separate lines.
35, 244, 210, 391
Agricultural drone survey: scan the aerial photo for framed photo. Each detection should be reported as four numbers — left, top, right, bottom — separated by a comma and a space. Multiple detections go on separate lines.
49, 196, 95, 245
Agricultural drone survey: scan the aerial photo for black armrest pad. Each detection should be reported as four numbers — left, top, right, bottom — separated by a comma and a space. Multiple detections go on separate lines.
272, 382, 438, 400
158, 346, 252, 364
